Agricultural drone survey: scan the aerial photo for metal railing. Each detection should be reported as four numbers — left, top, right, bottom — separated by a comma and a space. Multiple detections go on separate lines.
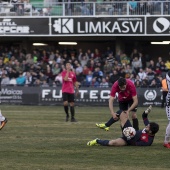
0, 1, 169, 17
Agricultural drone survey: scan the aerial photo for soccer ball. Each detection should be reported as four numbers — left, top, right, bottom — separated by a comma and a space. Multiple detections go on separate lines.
123, 127, 136, 139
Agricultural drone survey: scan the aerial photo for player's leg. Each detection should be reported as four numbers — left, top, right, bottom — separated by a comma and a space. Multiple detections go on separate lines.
0, 110, 8, 130
62, 93, 69, 122
87, 138, 127, 146
164, 101, 170, 148
69, 93, 77, 122
128, 100, 139, 130
96, 110, 122, 131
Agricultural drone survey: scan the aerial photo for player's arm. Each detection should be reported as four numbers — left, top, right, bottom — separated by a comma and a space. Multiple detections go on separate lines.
109, 96, 118, 120
127, 95, 138, 112
63, 71, 70, 81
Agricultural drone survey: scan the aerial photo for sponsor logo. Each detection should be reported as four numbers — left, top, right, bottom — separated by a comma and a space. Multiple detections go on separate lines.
0, 88, 23, 95
0, 19, 30, 34
53, 18, 73, 33
52, 17, 144, 34
144, 90, 157, 101
153, 17, 170, 33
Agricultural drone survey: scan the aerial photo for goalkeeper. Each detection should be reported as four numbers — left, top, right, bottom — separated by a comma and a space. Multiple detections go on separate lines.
87, 105, 159, 146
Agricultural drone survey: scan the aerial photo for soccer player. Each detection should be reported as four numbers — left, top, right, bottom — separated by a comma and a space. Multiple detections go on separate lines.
61, 62, 79, 122
87, 105, 159, 147
163, 70, 170, 148
0, 110, 8, 130
96, 77, 139, 131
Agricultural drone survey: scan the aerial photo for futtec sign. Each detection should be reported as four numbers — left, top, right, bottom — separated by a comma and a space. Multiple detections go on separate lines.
51, 17, 144, 35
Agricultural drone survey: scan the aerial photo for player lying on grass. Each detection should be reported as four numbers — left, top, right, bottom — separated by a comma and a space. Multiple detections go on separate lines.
87, 105, 159, 146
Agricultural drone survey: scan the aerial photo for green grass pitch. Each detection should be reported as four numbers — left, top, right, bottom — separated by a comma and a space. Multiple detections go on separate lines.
0, 105, 169, 170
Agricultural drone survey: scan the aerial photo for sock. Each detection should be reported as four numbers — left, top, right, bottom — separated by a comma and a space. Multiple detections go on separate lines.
64, 106, 69, 117
97, 139, 109, 146
133, 118, 139, 131
105, 117, 118, 127
164, 121, 170, 144
70, 106, 75, 119
0, 110, 5, 122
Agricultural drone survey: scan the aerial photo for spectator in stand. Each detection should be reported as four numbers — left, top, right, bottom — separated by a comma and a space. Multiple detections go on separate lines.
55, 73, 62, 86
156, 56, 163, 67
100, 78, 109, 88
90, 77, 100, 87
129, 73, 135, 83
33, 79, 41, 86
41, 80, 49, 87
85, 49, 94, 59
93, 48, 101, 59
26, 53, 34, 65
129, 0, 138, 15
82, 65, 90, 78
155, 66, 162, 76
148, 60, 156, 71
85, 70, 93, 87
120, 53, 130, 66
45, 65, 53, 84
1, 74, 10, 86
124, 64, 133, 79
87, 59, 95, 72
52, 63, 61, 77
103, 60, 112, 75
131, 56, 142, 75
138, 68, 147, 81
75, 63, 83, 74
130, 48, 142, 63
8, 67, 18, 79
147, 68, 155, 83
24, 71, 33, 86
160, 61, 168, 77
16, 71, 26, 86
93, 67, 103, 83
104, 47, 113, 58
9, 77, 17, 86
106, 52, 115, 66
134, 80, 141, 87
78, 54, 89, 68
149, 79, 158, 88
109, 69, 120, 84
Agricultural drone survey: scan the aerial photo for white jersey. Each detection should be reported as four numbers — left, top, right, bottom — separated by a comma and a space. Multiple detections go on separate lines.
166, 71, 170, 114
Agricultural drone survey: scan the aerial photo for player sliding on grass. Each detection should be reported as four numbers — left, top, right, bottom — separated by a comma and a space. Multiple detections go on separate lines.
87, 105, 159, 146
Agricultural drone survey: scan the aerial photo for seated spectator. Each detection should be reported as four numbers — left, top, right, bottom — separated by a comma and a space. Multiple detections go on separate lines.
131, 56, 142, 75
90, 77, 100, 87
16, 72, 26, 85
85, 70, 93, 87
55, 73, 62, 85
138, 68, 147, 81
52, 63, 61, 76
100, 78, 109, 88
41, 80, 49, 87
141, 78, 149, 87
109, 69, 120, 84
1, 74, 10, 86
24, 71, 33, 86
9, 77, 17, 86
134, 80, 141, 87
82, 65, 90, 78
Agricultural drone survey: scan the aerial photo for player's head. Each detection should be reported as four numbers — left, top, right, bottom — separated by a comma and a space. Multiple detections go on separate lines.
149, 122, 159, 135
65, 61, 72, 70
118, 77, 126, 91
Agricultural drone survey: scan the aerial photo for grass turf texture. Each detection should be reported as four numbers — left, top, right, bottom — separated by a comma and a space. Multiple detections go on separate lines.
0, 105, 169, 170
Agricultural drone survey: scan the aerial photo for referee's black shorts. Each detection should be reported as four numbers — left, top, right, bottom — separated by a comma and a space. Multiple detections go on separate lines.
119, 99, 137, 112
62, 93, 75, 102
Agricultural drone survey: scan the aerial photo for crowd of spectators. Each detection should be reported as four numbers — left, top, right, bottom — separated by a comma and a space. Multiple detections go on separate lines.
0, 45, 170, 88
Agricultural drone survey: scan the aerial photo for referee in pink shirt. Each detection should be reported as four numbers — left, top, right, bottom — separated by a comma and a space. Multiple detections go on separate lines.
61, 62, 79, 122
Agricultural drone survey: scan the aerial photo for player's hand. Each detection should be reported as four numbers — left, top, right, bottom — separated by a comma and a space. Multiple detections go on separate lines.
75, 90, 79, 97
112, 113, 119, 120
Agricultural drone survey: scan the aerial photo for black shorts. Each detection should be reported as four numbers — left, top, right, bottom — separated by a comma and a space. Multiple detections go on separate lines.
119, 99, 137, 112
62, 93, 75, 102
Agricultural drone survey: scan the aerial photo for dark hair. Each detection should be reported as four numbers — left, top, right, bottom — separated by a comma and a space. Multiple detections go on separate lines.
150, 122, 159, 134
118, 77, 126, 87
